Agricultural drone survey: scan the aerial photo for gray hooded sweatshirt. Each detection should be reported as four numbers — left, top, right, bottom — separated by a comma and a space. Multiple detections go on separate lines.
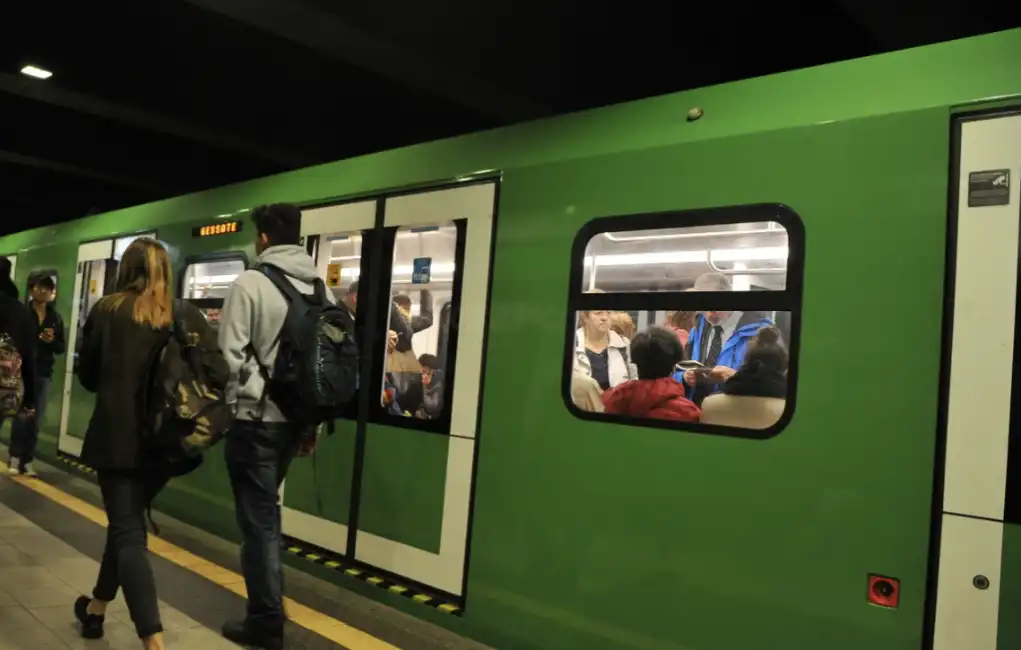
218, 245, 335, 422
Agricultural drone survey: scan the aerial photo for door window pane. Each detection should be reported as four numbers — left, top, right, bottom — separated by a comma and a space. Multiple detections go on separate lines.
381, 224, 459, 424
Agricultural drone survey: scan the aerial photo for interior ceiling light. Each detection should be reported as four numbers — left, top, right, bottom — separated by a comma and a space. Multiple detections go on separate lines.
20, 65, 52, 80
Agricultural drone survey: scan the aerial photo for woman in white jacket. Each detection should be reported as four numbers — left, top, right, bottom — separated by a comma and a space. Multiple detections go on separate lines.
574, 310, 636, 390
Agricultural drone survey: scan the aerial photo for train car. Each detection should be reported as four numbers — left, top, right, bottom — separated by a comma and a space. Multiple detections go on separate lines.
1, 27, 1020, 650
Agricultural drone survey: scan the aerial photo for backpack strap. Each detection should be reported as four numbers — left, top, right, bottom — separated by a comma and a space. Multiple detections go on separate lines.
257, 264, 303, 305
249, 264, 300, 421
169, 299, 189, 346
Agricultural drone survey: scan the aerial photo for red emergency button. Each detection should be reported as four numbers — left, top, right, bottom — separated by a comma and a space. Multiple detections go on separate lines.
868, 575, 900, 609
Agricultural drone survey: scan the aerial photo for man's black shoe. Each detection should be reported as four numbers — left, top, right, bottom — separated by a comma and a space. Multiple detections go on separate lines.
221, 619, 283, 650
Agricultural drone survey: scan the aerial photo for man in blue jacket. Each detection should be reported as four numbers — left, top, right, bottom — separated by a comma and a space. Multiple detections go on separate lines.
677, 273, 775, 405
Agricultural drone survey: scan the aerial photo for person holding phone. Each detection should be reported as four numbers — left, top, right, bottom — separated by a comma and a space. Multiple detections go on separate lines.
9, 275, 64, 476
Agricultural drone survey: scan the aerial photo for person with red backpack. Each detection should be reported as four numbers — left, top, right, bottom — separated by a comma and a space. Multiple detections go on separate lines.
0, 257, 37, 458
218, 204, 357, 650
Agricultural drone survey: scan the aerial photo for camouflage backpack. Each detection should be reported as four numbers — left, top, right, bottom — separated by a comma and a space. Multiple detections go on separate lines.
0, 334, 23, 418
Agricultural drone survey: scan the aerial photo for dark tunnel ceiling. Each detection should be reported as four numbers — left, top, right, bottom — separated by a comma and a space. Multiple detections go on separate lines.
0, 0, 1018, 235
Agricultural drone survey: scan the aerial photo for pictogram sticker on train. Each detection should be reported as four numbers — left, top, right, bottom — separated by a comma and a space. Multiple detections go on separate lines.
968, 169, 1010, 207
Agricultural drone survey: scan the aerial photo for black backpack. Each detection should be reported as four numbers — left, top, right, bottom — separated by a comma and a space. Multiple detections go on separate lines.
142, 300, 232, 475
256, 264, 359, 431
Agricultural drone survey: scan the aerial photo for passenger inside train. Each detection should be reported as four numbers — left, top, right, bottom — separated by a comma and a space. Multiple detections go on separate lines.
570, 219, 792, 430
602, 326, 701, 422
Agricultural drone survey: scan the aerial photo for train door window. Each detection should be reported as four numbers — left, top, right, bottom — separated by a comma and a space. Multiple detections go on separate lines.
379, 222, 464, 427
566, 204, 804, 437
181, 257, 247, 328
314, 231, 364, 301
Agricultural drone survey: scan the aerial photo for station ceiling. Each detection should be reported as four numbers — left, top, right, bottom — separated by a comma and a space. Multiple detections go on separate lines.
0, 0, 1017, 234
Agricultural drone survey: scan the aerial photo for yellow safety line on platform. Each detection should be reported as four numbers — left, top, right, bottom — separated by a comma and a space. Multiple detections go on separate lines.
0, 463, 400, 650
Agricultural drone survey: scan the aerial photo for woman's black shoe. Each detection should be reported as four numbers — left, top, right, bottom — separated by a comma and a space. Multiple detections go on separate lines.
74, 596, 105, 639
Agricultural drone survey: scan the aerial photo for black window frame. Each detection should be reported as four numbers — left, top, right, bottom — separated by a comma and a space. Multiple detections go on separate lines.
562, 202, 806, 440
177, 251, 250, 308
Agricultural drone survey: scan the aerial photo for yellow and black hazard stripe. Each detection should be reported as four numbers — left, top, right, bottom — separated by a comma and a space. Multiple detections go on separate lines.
282, 536, 463, 616
58, 453, 96, 475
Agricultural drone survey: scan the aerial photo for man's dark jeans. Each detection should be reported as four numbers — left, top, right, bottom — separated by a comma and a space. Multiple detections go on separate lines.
225, 420, 300, 629
10, 375, 52, 465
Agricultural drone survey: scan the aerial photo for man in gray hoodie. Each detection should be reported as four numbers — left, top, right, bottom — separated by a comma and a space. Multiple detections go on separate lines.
217, 203, 331, 650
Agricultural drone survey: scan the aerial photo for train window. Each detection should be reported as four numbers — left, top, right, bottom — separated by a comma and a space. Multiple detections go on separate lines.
566, 204, 804, 438
181, 257, 247, 328
113, 232, 156, 261
182, 259, 246, 300
314, 231, 363, 299
379, 222, 463, 429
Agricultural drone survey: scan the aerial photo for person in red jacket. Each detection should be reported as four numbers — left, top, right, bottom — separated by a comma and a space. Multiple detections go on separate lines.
603, 326, 701, 422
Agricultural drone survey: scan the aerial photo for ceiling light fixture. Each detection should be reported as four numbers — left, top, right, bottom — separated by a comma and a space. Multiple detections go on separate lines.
20, 65, 52, 80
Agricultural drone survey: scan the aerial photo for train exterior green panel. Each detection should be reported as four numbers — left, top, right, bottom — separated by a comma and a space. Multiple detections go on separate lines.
0, 28, 1019, 650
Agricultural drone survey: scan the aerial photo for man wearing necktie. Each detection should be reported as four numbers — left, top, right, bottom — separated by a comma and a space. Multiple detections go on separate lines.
678, 273, 776, 405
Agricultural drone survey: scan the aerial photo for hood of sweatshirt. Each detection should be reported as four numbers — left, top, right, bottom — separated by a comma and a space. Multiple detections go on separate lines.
257, 245, 320, 283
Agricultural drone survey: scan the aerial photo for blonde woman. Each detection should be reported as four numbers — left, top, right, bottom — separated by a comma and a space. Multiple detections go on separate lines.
609, 311, 636, 342
73, 239, 213, 650
574, 310, 636, 390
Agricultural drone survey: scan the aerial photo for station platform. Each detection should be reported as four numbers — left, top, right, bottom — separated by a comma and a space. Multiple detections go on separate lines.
0, 459, 492, 650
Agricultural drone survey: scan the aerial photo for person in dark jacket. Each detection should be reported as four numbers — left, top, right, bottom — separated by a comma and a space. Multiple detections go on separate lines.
700, 326, 788, 429
72, 239, 203, 650
415, 354, 444, 420
8, 275, 64, 476
0, 257, 37, 443
603, 326, 701, 423
387, 290, 432, 410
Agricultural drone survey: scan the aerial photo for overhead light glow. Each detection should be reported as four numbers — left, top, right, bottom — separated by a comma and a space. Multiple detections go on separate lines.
582, 246, 788, 268
20, 65, 52, 80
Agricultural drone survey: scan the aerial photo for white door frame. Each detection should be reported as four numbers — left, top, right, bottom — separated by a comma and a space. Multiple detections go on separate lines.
57, 240, 114, 457
933, 111, 1021, 650
352, 182, 494, 595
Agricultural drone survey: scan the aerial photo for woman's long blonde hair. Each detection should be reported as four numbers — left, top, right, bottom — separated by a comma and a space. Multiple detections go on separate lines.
101, 238, 173, 328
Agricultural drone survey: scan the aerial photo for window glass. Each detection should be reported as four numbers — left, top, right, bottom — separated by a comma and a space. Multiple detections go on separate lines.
381, 224, 459, 423
581, 221, 788, 293
182, 258, 246, 328
182, 259, 246, 300
568, 211, 801, 435
113, 232, 157, 261
316, 232, 363, 303
74, 259, 110, 356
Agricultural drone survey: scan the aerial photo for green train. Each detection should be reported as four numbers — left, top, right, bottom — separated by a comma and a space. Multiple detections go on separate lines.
2, 27, 1020, 650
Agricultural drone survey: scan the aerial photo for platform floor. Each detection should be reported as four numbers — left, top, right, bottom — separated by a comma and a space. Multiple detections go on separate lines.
0, 459, 492, 650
